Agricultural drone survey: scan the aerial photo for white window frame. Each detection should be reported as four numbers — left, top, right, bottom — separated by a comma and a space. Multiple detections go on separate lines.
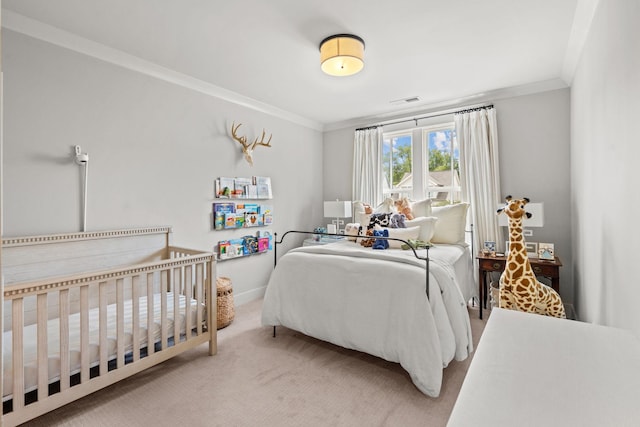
381, 131, 413, 200
421, 123, 460, 204
381, 121, 459, 204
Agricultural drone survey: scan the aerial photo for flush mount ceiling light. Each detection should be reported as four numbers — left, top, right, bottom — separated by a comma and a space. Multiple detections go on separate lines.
319, 34, 365, 76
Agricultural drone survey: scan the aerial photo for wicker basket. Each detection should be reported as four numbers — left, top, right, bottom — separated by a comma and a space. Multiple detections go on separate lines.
216, 276, 235, 329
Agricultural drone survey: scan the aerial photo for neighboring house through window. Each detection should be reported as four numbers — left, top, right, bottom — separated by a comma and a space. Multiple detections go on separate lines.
382, 122, 460, 205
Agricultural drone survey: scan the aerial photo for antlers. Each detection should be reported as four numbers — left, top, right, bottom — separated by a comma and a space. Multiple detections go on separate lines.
231, 122, 272, 166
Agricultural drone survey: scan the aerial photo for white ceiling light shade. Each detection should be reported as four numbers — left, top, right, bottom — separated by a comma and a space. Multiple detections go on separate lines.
319, 34, 365, 76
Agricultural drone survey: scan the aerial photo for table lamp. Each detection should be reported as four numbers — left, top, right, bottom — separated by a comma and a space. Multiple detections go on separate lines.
323, 200, 352, 234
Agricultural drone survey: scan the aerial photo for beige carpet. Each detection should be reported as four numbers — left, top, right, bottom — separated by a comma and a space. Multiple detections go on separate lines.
22, 299, 488, 427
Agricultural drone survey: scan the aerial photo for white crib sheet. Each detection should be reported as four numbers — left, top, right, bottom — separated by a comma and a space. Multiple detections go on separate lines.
3, 292, 200, 400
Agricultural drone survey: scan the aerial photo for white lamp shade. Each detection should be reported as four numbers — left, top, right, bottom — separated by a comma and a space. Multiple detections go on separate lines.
320, 34, 365, 76
324, 201, 352, 218
498, 202, 544, 227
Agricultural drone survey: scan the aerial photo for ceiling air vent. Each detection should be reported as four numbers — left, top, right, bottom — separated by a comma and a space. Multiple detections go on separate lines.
390, 96, 421, 105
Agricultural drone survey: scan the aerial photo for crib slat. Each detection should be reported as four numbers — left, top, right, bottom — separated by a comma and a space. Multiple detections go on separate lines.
147, 272, 155, 356
80, 285, 90, 383
161, 270, 168, 350
116, 278, 125, 368
99, 281, 108, 376
209, 259, 217, 356
173, 267, 181, 345
185, 265, 193, 340
59, 289, 70, 391
12, 298, 25, 410
37, 292, 49, 399
196, 263, 203, 335
132, 274, 140, 362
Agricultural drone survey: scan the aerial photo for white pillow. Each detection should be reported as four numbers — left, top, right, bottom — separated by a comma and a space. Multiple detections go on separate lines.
375, 226, 420, 249
404, 216, 438, 243
430, 203, 469, 244
373, 198, 397, 214
411, 199, 432, 218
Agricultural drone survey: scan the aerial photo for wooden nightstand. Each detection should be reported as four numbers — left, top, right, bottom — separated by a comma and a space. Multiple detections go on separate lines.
476, 253, 563, 319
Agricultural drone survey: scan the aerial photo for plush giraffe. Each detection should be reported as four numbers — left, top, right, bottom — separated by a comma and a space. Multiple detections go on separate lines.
497, 196, 566, 319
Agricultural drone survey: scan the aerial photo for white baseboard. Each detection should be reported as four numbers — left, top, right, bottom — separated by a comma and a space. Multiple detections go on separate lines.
233, 286, 267, 307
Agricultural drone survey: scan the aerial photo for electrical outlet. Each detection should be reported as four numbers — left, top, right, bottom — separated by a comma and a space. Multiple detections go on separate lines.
523, 229, 533, 237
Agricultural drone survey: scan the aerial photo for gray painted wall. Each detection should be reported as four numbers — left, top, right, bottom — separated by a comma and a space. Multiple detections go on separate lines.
2, 30, 324, 304
571, 0, 640, 338
323, 88, 573, 304
496, 90, 572, 303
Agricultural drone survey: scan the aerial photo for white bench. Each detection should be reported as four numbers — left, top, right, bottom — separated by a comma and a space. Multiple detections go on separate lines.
448, 308, 640, 426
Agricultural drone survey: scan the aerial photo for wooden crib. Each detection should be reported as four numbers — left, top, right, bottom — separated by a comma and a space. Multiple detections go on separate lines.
1, 227, 216, 426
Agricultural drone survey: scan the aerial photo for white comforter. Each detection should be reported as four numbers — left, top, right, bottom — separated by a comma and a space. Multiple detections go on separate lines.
261, 240, 474, 397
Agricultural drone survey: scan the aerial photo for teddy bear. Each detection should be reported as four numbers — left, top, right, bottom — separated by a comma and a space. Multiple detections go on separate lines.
394, 197, 414, 220
389, 213, 406, 229
360, 229, 375, 247
372, 229, 389, 250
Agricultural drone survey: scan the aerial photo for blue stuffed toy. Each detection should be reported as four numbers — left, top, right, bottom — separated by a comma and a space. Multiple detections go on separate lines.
372, 228, 389, 250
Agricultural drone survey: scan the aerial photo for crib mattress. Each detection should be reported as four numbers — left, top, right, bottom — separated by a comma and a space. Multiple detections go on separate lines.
3, 292, 200, 400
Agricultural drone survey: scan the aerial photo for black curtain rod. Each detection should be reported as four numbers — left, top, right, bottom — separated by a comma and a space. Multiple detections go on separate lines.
355, 104, 494, 131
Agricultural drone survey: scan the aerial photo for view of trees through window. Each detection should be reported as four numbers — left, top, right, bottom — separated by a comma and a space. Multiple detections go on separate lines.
382, 124, 460, 204
424, 126, 461, 204
382, 133, 412, 198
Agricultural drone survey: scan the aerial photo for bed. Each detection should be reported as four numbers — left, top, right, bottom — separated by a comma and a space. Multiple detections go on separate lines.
1, 227, 216, 426
448, 308, 640, 426
261, 225, 475, 397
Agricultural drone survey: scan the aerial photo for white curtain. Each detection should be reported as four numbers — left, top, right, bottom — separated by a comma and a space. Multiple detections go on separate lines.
456, 107, 503, 255
352, 127, 383, 207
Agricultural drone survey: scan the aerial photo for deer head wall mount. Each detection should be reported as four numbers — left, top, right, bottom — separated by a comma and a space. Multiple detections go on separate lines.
230, 122, 272, 166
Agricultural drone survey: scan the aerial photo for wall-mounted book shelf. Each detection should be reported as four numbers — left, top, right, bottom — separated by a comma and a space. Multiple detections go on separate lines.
215, 176, 272, 199
213, 176, 274, 261
213, 202, 273, 230
216, 230, 273, 261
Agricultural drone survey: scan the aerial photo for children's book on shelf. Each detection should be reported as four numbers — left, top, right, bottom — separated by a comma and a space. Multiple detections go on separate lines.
236, 203, 259, 215
213, 202, 236, 230
258, 229, 273, 250
224, 213, 237, 229
218, 238, 245, 259
254, 176, 272, 199
258, 237, 269, 253
245, 213, 264, 227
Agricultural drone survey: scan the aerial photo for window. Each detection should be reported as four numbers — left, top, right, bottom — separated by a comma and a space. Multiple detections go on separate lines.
381, 122, 460, 205
423, 124, 460, 205
382, 132, 412, 199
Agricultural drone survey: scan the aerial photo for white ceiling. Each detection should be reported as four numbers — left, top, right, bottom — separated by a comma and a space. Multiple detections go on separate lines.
2, 0, 584, 131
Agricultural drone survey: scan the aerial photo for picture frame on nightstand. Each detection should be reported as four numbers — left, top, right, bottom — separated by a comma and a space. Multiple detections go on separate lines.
538, 243, 555, 260
482, 241, 496, 256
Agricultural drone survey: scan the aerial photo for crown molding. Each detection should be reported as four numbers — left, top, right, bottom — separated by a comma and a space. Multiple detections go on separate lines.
323, 78, 569, 132
2, 10, 324, 131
